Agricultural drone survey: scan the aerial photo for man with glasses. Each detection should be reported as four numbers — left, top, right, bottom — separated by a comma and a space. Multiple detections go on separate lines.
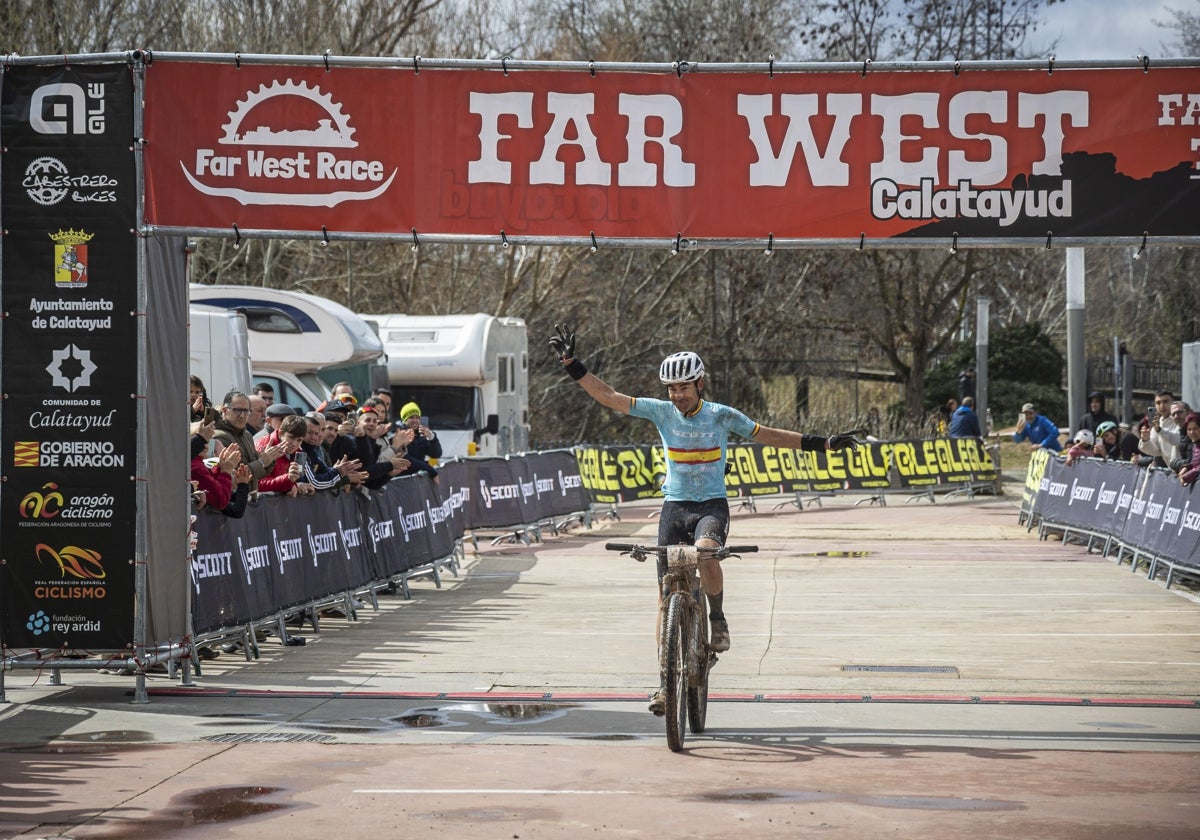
212, 390, 286, 492
1139, 391, 1188, 469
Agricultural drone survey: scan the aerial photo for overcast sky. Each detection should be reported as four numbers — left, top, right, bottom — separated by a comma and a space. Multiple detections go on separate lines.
1035, 0, 1189, 59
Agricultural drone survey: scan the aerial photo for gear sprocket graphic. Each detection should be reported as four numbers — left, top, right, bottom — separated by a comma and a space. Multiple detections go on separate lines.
220, 79, 357, 148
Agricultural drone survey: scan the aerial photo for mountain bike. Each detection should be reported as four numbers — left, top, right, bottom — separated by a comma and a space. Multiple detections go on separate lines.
605, 542, 757, 752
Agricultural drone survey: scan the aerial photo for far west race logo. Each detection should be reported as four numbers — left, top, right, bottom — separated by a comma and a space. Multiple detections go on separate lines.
50, 227, 93, 288
181, 79, 396, 207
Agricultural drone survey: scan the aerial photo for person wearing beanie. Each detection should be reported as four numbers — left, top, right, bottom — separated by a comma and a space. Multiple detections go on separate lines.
395, 402, 442, 480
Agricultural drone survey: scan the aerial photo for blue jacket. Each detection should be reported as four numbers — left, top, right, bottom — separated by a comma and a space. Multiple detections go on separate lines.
1013, 413, 1062, 451
948, 405, 982, 438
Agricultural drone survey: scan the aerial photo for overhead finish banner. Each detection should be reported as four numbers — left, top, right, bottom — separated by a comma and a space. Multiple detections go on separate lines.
1, 64, 139, 649
143, 61, 1200, 241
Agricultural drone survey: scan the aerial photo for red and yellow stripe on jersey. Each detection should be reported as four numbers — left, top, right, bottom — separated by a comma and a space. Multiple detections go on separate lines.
666, 445, 723, 465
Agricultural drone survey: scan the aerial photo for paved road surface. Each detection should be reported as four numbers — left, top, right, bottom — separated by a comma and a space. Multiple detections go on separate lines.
2, 493, 1199, 838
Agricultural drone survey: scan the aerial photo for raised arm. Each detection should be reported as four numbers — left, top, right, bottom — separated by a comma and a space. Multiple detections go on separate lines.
549, 323, 632, 414
754, 425, 860, 452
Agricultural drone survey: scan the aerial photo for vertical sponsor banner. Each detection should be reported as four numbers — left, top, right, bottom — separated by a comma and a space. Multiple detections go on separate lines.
1, 65, 138, 649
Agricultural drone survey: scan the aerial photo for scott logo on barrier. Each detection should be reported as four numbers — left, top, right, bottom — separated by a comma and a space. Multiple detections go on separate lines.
181, 79, 397, 207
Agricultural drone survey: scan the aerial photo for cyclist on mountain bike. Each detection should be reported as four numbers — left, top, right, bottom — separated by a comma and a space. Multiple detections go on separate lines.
550, 324, 859, 708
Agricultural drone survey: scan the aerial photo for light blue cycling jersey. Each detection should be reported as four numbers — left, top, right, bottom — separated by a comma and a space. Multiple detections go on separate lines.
629, 397, 759, 502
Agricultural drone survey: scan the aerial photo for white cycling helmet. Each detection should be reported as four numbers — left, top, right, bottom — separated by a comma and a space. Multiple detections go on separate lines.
659, 351, 705, 384
1073, 429, 1094, 446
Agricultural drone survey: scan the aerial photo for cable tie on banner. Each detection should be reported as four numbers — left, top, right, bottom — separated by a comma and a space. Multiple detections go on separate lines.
1141, 55, 1151, 73
861, 58, 872, 77
320, 225, 329, 246
588, 60, 595, 77
500, 230, 510, 248
232, 223, 241, 249
502, 56, 509, 76
764, 233, 774, 257
675, 60, 693, 78
322, 49, 331, 71
142, 49, 153, 66
953, 60, 961, 77
234, 52, 241, 69
858, 233, 865, 251
768, 54, 775, 78
62, 54, 70, 68
1047, 55, 1055, 75
589, 231, 598, 253
950, 232, 958, 255
410, 227, 419, 252
1045, 231, 1053, 250
413, 55, 420, 74
1133, 231, 1148, 260
670, 232, 682, 255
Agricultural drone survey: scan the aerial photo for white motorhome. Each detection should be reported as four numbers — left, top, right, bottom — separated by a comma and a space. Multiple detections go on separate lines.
190, 285, 387, 412
189, 304, 252, 405
363, 313, 529, 457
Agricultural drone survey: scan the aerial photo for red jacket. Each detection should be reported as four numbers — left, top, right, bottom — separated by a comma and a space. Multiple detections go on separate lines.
190, 455, 231, 511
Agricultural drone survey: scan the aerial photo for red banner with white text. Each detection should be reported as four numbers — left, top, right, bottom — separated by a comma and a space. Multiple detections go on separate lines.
143, 61, 1200, 241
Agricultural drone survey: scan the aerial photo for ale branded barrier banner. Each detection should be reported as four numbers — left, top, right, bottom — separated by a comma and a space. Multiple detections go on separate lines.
1027, 456, 1200, 569
576, 439, 997, 503
189, 451, 589, 633
0, 65, 139, 649
142, 61, 1200, 243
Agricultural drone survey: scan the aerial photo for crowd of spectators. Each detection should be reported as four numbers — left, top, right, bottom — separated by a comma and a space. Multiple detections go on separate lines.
1015, 386, 1199, 487
188, 377, 445, 508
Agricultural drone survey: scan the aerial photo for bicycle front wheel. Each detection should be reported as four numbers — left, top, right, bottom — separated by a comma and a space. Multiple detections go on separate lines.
688, 590, 709, 734
662, 592, 689, 752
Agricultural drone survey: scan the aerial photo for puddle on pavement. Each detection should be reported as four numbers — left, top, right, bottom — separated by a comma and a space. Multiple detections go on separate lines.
796, 551, 875, 557
2, 742, 148, 754
385, 702, 581, 730
97, 786, 293, 839
51, 729, 155, 743
696, 789, 1023, 812
1083, 721, 1156, 729
277, 702, 585, 733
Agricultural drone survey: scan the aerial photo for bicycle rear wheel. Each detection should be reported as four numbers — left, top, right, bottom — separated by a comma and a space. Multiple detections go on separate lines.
662, 592, 689, 752
688, 590, 709, 734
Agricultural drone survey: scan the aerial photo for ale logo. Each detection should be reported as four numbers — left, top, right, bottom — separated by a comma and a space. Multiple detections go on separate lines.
26, 610, 51, 636
20, 482, 64, 519
35, 543, 105, 580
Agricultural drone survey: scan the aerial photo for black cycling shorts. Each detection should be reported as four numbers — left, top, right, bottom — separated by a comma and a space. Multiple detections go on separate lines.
655, 498, 730, 579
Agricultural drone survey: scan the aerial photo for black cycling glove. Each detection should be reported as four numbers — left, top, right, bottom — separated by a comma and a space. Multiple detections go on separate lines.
827, 428, 865, 451
549, 323, 587, 380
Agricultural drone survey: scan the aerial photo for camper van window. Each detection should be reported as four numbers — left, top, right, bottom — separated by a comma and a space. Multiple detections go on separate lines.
499, 355, 511, 394
395, 385, 474, 430
242, 308, 302, 334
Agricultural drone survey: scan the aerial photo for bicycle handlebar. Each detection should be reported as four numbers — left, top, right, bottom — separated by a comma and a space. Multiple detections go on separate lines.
605, 543, 759, 554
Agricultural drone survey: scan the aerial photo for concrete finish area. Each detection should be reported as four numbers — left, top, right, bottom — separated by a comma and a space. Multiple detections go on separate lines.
2, 493, 1199, 838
